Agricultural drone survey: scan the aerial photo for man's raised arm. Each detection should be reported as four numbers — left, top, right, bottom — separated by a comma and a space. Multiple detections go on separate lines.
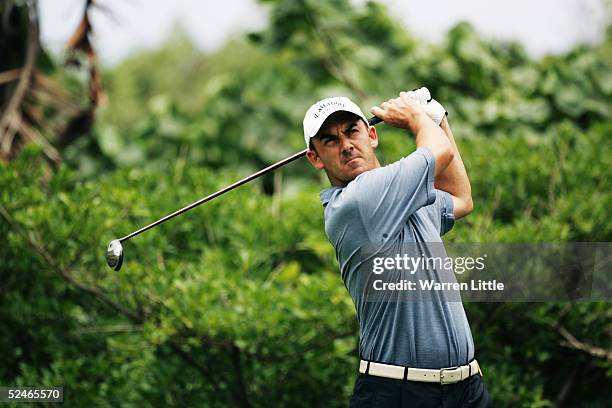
434, 117, 473, 219
370, 92, 455, 177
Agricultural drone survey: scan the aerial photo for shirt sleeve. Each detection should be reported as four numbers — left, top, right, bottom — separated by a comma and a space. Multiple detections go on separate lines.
422, 189, 455, 236
352, 147, 436, 241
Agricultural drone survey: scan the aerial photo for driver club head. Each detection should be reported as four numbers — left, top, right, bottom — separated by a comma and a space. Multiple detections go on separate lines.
106, 239, 124, 271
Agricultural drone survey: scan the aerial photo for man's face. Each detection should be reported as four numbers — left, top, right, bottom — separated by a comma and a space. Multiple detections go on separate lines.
306, 112, 380, 186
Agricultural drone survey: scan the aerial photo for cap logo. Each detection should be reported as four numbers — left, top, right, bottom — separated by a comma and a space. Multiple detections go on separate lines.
313, 100, 347, 119
303, 96, 366, 148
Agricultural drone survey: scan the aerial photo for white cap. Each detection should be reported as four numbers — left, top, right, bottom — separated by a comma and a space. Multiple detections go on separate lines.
302, 96, 368, 149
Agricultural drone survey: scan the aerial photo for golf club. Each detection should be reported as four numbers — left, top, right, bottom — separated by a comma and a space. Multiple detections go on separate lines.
106, 116, 382, 271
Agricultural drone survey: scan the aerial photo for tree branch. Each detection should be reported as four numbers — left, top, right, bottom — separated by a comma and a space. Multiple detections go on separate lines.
0, 0, 39, 161
0, 203, 141, 321
558, 326, 612, 361
552, 366, 578, 408
0, 68, 22, 85
231, 344, 252, 408
167, 340, 223, 395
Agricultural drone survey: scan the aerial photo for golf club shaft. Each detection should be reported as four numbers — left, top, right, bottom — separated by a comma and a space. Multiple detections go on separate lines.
119, 116, 382, 243
119, 148, 308, 242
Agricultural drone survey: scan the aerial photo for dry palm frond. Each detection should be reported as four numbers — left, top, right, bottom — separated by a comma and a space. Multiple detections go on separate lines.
0, 0, 54, 163
0, 0, 104, 165
65, 0, 105, 106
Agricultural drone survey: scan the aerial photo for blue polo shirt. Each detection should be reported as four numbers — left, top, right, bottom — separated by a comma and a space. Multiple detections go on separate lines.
320, 147, 475, 369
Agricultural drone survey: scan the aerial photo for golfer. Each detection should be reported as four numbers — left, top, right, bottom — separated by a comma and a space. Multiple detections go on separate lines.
303, 90, 491, 407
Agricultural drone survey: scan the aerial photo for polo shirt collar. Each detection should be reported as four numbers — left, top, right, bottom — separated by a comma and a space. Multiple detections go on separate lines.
319, 187, 341, 207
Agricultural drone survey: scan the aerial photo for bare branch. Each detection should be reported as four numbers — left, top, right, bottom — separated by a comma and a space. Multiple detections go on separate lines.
558, 326, 612, 361
19, 116, 62, 164
0, 68, 22, 85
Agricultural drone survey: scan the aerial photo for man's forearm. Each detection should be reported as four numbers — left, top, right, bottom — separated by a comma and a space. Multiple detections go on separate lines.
413, 115, 455, 178
434, 117, 472, 202
370, 94, 455, 177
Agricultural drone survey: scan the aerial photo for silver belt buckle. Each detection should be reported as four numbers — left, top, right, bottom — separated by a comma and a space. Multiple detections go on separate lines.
440, 367, 462, 384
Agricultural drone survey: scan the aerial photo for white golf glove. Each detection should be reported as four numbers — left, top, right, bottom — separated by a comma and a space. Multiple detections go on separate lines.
406, 87, 447, 125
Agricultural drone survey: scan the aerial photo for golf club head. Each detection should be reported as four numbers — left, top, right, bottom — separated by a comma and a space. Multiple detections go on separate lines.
106, 239, 124, 271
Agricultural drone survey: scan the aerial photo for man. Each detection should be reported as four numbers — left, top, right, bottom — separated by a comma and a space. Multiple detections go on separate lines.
303, 90, 491, 407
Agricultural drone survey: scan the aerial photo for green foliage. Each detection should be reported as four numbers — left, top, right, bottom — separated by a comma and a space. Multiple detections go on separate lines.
2, 0, 611, 406
1, 145, 356, 407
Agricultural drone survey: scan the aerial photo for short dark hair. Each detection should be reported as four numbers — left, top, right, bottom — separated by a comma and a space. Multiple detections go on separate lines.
309, 139, 316, 153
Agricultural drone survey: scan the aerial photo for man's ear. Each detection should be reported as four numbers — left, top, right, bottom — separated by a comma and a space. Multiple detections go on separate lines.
306, 148, 325, 169
369, 126, 379, 149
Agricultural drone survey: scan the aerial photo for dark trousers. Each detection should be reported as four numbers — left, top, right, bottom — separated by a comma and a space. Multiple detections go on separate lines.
349, 373, 492, 408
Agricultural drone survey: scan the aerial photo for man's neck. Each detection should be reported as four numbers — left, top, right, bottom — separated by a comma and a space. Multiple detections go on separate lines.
328, 161, 381, 187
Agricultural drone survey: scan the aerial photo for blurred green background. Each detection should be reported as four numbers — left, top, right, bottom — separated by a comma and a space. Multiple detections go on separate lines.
1, 0, 611, 406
